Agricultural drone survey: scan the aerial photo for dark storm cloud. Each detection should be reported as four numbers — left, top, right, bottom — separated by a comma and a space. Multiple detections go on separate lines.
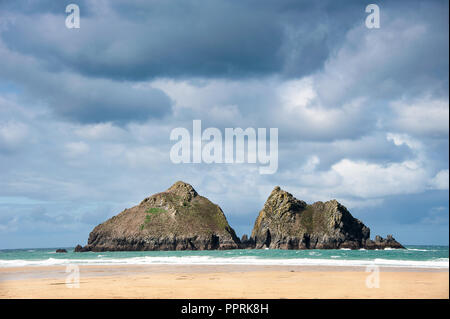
1, 0, 447, 125
0, 33, 173, 124
0, 0, 65, 14
34, 74, 172, 124
0, 63, 172, 124
0, 0, 96, 16
0, 0, 365, 81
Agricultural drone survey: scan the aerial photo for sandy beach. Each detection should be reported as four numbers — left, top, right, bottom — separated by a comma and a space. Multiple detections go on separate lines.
0, 264, 448, 299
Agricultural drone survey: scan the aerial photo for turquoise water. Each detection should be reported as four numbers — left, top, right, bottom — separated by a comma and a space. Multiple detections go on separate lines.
0, 246, 448, 268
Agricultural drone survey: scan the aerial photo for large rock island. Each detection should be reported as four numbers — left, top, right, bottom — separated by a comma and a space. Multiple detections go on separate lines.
247, 186, 404, 250
75, 181, 240, 251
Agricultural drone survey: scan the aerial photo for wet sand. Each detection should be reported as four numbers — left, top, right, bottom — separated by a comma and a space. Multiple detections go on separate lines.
0, 264, 448, 298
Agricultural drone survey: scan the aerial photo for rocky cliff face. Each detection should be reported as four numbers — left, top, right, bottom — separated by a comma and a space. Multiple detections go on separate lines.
75, 181, 240, 251
248, 186, 404, 250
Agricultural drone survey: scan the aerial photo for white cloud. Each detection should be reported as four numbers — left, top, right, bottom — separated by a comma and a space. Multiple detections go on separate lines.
277, 133, 448, 208
330, 158, 428, 198
122, 146, 168, 168
152, 75, 374, 141
64, 141, 90, 158
0, 121, 28, 150
74, 122, 126, 140
315, 19, 429, 105
151, 77, 277, 128
386, 132, 422, 150
429, 169, 449, 190
278, 77, 317, 111
301, 155, 320, 173
390, 97, 449, 137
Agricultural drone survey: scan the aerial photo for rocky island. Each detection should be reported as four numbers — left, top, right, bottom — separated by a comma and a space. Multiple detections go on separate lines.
75, 182, 403, 252
246, 186, 404, 250
75, 181, 240, 251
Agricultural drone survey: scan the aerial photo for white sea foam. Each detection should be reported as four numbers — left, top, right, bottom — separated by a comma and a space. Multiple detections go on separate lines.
0, 256, 448, 269
308, 252, 321, 256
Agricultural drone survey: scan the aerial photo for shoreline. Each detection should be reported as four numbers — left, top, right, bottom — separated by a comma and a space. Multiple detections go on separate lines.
0, 263, 449, 279
0, 264, 448, 298
1, 260, 448, 269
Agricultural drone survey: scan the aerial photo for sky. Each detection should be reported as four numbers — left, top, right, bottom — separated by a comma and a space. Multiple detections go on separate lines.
0, 0, 448, 248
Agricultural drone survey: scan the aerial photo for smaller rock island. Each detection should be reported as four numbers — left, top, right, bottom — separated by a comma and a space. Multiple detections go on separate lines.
247, 186, 404, 250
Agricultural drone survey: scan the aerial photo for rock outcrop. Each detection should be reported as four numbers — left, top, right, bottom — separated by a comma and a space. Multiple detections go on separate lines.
364, 234, 404, 249
249, 186, 404, 250
74, 244, 88, 252
75, 181, 240, 251
55, 249, 67, 253
240, 234, 255, 249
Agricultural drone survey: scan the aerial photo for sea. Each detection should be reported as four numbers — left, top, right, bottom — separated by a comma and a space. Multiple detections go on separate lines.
0, 245, 448, 269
